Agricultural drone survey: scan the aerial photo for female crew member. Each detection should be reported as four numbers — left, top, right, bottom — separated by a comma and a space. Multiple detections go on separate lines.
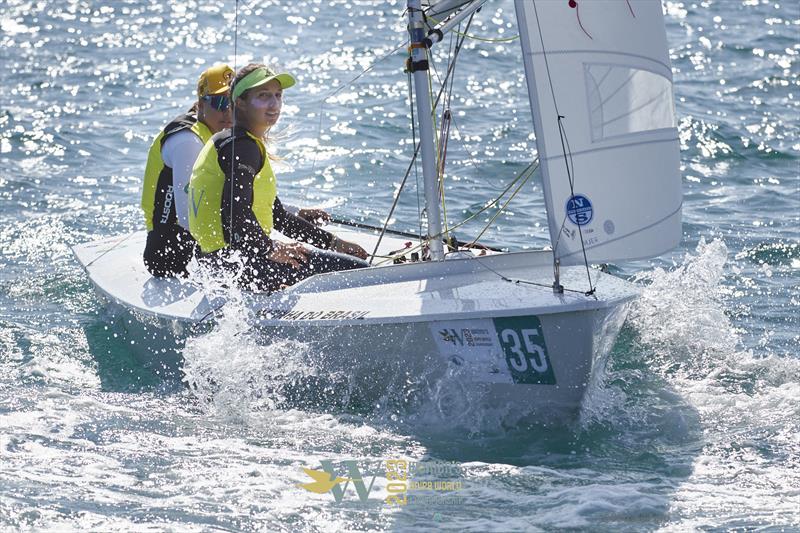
188, 63, 368, 292
141, 64, 234, 277
141, 64, 332, 278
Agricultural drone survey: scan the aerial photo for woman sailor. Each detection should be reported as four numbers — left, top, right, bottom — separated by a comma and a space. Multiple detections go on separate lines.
188, 63, 368, 292
140, 64, 234, 277
140, 64, 331, 278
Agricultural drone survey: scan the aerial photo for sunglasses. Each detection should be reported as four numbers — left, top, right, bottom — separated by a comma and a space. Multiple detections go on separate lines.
201, 94, 231, 111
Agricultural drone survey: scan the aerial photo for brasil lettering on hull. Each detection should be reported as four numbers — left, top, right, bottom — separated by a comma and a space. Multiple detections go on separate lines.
259, 308, 370, 321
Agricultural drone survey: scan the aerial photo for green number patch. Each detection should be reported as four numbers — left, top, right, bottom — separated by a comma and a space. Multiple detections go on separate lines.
493, 316, 556, 385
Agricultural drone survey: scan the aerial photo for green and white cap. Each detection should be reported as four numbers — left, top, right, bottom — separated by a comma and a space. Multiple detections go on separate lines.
232, 66, 296, 100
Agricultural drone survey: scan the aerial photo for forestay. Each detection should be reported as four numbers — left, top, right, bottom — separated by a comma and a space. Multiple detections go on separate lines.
514, 0, 682, 265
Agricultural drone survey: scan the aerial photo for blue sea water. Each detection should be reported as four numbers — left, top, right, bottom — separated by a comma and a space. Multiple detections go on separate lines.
0, 0, 798, 531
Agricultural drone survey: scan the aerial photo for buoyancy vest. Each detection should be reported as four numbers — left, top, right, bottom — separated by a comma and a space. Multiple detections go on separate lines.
141, 113, 213, 231
188, 130, 278, 254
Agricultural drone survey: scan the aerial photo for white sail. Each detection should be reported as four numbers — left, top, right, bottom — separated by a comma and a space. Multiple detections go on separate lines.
514, 0, 682, 265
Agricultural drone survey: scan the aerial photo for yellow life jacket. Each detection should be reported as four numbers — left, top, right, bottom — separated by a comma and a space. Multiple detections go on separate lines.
140, 113, 213, 231
188, 130, 278, 254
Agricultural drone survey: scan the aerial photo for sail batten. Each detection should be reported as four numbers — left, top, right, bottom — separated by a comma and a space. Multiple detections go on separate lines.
515, 0, 682, 265
536, 135, 679, 162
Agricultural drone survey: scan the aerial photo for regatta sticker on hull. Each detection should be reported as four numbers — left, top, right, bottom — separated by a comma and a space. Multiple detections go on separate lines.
437, 327, 494, 349
430, 316, 556, 385
431, 320, 513, 384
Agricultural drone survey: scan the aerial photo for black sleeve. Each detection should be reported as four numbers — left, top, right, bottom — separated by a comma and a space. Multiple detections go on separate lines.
219, 135, 275, 255
273, 197, 334, 249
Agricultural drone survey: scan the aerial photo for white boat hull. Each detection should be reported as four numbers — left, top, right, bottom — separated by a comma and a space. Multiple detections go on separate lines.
74, 229, 637, 423
252, 304, 630, 424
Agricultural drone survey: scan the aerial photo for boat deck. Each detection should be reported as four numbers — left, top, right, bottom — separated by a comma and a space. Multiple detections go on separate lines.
73, 227, 639, 327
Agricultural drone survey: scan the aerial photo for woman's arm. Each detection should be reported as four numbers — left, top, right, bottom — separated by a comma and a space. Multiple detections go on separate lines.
162, 130, 204, 230
272, 197, 334, 248
274, 199, 367, 259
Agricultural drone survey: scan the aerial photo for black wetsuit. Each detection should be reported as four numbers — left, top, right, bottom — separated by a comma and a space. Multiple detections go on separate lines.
200, 128, 367, 292
142, 113, 200, 278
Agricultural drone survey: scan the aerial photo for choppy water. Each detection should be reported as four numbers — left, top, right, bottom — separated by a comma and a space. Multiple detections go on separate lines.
1, 0, 798, 531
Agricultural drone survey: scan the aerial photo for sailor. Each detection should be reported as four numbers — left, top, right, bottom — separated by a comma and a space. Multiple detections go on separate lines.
140, 64, 332, 278
140, 64, 234, 277
188, 63, 368, 292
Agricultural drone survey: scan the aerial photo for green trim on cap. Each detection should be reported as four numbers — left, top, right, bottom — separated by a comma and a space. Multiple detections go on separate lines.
232, 68, 296, 101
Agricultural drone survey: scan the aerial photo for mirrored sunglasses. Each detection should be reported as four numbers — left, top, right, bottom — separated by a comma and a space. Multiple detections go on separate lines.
201, 94, 231, 111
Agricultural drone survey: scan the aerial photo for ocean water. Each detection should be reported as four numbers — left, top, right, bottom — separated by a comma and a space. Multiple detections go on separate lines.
1, 0, 798, 531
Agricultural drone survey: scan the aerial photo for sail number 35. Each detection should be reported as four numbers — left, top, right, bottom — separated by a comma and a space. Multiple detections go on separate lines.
493, 316, 556, 385
500, 328, 548, 373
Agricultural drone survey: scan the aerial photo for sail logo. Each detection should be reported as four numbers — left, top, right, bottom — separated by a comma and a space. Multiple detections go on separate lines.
566, 194, 593, 226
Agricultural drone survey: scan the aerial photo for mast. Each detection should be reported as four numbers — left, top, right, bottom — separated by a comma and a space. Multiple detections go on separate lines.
407, 0, 444, 261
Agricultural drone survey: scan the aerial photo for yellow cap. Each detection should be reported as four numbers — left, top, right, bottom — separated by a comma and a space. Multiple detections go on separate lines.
197, 64, 234, 98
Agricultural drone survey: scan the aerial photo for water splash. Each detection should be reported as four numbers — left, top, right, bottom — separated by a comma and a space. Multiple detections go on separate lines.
399, 362, 510, 436
628, 237, 799, 388
579, 237, 799, 440
629, 238, 736, 378
180, 260, 308, 420
616, 238, 800, 527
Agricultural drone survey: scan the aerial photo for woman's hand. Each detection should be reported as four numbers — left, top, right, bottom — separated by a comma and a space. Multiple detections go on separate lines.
267, 241, 310, 268
331, 236, 369, 260
298, 208, 331, 226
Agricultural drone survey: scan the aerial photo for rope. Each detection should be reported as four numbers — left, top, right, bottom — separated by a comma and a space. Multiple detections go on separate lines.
368, 16, 470, 264
451, 31, 518, 43
437, 109, 452, 245
410, 77, 424, 251
370, 159, 537, 266
229, 0, 239, 248
365, 50, 430, 266
425, 0, 474, 20
471, 257, 597, 297
531, 1, 595, 297
424, 14, 507, 198
435, 26, 454, 244
84, 231, 137, 268
409, 71, 424, 251
367, 143, 422, 265
428, 21, 504, 191
426, 14, 473, 244
439, 160, 537, 242
558, 116, 595, 296
424, 15, 494, 195
329, 217, 502, 252
466, 161, 536, 247
424, 12, 519, 43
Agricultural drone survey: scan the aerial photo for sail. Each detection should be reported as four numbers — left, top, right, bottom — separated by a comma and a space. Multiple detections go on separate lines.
514, 0, 682, 265
424, 0, 471, 18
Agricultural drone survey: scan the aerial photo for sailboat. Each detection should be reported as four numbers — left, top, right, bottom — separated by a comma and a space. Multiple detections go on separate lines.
73, 0, 681, 423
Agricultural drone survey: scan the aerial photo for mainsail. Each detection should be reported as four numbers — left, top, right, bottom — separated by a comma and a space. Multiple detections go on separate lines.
514, 0, 682, 265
